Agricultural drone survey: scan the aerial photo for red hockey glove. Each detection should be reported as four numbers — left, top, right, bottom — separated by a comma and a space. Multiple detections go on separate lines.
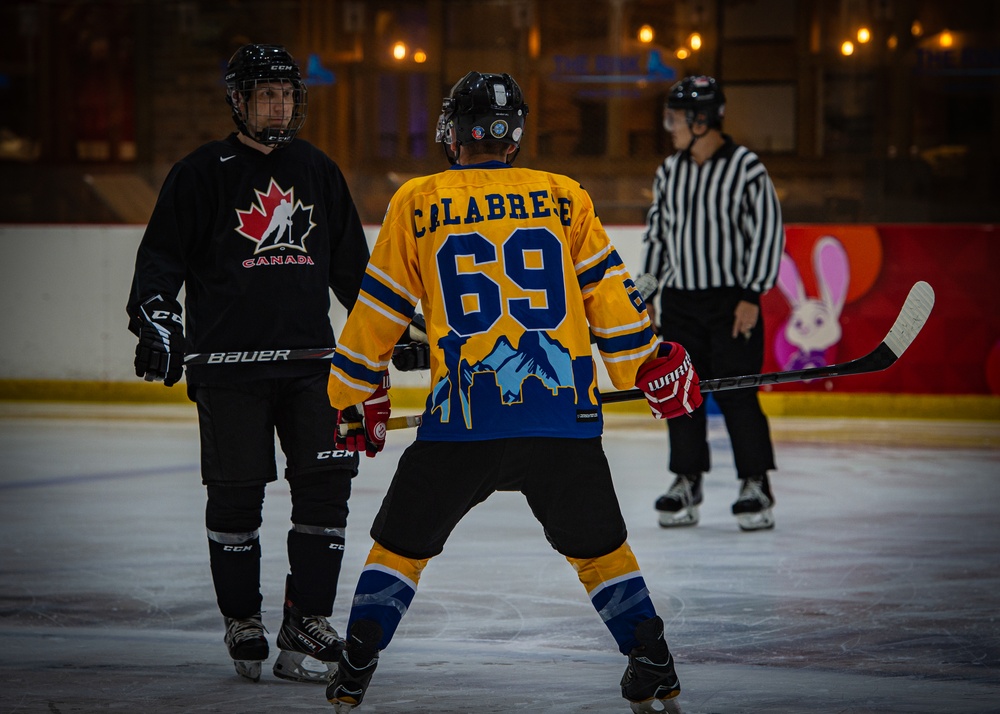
335, 373, 391, 457
634, 342, 703, 419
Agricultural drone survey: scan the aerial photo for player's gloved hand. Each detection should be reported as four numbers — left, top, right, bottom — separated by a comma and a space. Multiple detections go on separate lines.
335, 372, 391, 457
134, 294, 185, 387
392, 312, 430, 371
634, 341, 703, 419
392, 342, 430, 371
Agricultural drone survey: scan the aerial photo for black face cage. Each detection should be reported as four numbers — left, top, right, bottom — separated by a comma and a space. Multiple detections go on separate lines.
228, 78, 308, 148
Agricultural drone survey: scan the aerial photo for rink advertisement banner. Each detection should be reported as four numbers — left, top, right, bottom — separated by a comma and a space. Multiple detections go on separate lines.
0, 224, 997, 403
760, 224, 999, 395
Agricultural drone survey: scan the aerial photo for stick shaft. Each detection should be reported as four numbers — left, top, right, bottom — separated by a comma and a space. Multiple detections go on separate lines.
183, 348, 335, 366
343, 281, 934, 434
584, 281, 933, 405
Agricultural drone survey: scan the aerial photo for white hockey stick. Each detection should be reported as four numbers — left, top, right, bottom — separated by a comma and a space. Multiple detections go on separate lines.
341, 280, 934, 435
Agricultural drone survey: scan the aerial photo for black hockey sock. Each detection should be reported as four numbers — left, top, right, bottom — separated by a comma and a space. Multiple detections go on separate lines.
207, 531, 262, 618
285, 525, 346, 615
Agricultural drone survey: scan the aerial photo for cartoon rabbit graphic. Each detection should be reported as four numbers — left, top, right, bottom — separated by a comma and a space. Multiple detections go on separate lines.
774, 236, 850, 371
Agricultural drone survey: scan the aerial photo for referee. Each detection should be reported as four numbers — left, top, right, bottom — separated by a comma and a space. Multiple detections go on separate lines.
638, 75, 785, 532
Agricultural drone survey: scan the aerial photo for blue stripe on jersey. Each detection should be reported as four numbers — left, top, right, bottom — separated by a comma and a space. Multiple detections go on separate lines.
331, 350, 384, 388
577, 249, 625, 291
593, 327, 657, 356
361, 273, 415, 321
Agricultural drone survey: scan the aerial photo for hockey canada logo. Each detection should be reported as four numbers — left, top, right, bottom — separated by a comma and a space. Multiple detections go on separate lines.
235, 178, 316, 255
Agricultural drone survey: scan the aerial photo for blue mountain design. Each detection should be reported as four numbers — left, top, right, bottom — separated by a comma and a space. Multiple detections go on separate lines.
471, 331, 574, 403
429, 331, 575, 427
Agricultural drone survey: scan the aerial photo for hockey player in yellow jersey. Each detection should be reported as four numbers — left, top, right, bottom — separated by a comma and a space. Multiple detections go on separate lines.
325, 71, 702, 713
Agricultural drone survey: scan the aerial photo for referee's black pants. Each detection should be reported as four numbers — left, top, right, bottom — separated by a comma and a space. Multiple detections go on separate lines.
658, 286, 776, 480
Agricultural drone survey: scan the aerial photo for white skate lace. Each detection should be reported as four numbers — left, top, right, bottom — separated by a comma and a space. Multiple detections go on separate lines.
303, 615, 340, 645
737, 480, 771, 507
228, 616, 266, 644
665, 476, 695, 504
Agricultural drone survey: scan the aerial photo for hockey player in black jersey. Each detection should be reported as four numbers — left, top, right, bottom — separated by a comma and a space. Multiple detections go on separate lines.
126, 44, 371, 684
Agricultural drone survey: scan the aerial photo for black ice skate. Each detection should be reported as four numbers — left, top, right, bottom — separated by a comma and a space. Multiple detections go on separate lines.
273, 603, 345, 683
655, 473, 703, 528
731, 474, 775, 531
621, 616, 681, 714
224, 613, 269, 682
326, 619, 382, 712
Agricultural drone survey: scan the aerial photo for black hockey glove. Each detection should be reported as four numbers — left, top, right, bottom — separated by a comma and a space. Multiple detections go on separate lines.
392, 342, 430, 372
391, 313, 430, 372
134, 294, 185, 386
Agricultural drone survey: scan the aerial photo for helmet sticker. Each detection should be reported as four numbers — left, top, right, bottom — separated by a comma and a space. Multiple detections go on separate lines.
512, 127, 522, 142
490, 120, 509, 139
493, 83, 508, 106
472, 126, 486, 140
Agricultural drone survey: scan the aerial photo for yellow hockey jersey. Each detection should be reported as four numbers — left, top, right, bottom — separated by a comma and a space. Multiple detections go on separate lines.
328, 160, 657, 441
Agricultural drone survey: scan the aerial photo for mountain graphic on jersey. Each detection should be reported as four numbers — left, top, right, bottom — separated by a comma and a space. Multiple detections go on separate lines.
429, 330, 575, 429
235, 178, 316, 254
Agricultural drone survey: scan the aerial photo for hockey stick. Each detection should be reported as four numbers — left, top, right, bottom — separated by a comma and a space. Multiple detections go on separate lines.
183, 347, 337, 366
183, 275, 659, 367
343, 280, 934, 435
601, 279, 934, 404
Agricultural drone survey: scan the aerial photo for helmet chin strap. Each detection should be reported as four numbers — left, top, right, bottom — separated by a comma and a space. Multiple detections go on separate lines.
684, 112, 710, 152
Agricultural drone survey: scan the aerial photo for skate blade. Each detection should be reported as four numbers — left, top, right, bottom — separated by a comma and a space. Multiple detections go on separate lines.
273, 650, 337, 683
657, 505, 699, 528
735, 508, 775, 531
629, 696, 682, 713
233, 659, 262, 682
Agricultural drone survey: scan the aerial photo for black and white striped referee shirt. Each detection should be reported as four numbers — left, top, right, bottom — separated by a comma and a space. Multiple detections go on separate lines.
640, 136, 784, 303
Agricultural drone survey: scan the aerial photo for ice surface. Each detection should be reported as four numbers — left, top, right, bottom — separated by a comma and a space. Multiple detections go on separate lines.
1, 402, 998, 713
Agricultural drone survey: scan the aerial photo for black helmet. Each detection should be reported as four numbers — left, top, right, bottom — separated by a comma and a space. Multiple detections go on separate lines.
666, 75, 725, 129
436, 71, 528, 164
224, 44, 307, 147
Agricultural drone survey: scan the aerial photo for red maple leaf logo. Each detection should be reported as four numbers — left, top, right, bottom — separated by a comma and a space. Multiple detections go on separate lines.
235, 178, 314, 254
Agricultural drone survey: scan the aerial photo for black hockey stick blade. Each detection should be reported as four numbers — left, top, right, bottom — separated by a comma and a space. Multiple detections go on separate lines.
602, 280, 935, 404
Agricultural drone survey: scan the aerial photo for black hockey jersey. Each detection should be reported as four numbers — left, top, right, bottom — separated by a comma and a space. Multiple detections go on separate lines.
127, 133, 369, 383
